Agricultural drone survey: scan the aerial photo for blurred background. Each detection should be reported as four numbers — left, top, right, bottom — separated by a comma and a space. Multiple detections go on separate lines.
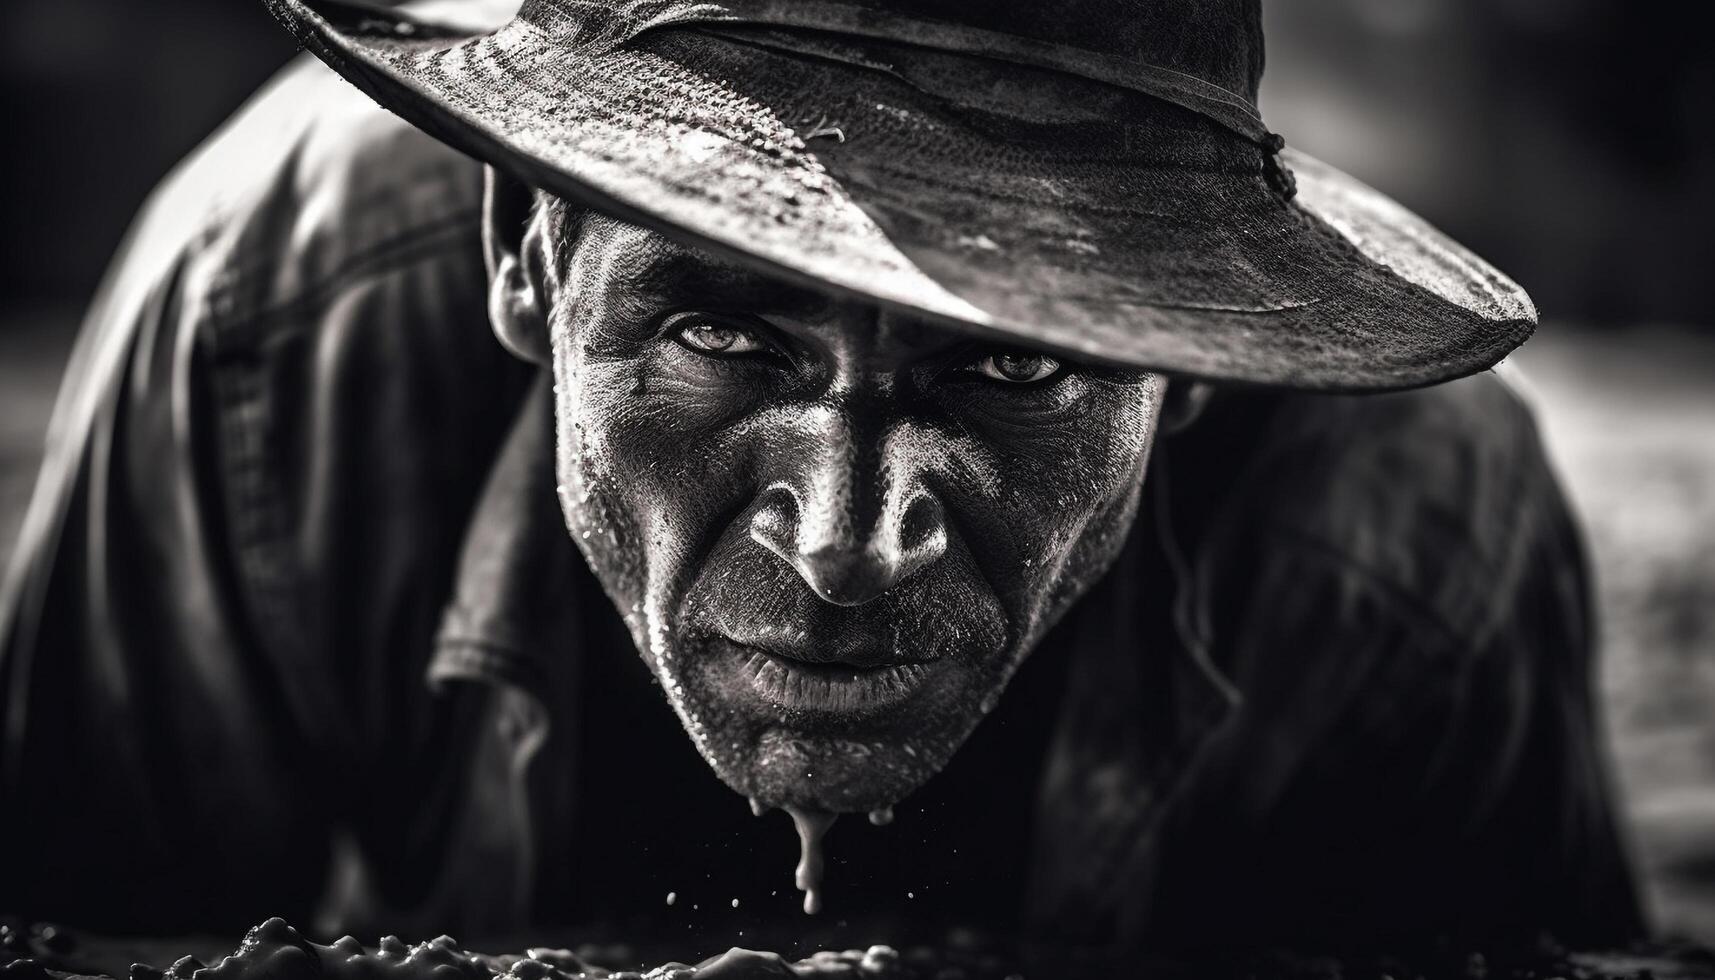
2, 0, 1712, 943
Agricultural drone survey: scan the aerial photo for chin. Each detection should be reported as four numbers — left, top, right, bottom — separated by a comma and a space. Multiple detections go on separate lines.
733, 733, 944, 813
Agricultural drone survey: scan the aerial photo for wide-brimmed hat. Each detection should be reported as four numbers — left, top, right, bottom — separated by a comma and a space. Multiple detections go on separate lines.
265, 0, 1536, 391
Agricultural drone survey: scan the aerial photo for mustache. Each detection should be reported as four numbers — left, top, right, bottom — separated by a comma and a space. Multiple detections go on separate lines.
679, 539, 1008, 667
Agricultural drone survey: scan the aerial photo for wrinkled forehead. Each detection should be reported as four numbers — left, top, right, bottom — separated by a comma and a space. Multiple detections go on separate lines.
556, 208, 841, 321
547, 208, 1004, 358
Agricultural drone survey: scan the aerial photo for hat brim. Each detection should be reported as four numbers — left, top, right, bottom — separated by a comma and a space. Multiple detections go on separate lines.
267, 0, 1536, 392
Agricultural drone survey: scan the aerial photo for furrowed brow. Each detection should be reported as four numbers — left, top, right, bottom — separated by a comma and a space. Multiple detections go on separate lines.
569, 215, 838, 325
660, 251, 834, 320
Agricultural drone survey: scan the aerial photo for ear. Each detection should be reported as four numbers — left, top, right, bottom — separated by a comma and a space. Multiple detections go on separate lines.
1159, 378, 1215, 436
483, 165, 554, 365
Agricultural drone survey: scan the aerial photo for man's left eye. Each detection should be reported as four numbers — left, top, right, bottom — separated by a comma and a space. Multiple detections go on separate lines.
670, 314, 770, 356
968, 351, 1062, 384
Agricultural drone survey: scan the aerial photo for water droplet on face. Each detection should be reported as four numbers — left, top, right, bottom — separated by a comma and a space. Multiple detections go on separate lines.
749, 797, 767, 817
665, 892, 676, 906
867, 807, 894, 827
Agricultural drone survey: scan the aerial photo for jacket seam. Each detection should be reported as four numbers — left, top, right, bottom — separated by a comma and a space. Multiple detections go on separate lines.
205, 207, 481, 340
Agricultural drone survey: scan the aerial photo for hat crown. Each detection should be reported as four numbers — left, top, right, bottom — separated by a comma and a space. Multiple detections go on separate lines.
517, 0, 1266, 105
849, 0, 1266, 103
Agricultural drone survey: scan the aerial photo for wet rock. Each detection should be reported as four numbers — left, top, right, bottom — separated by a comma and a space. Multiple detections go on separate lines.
0, 960, 52, 980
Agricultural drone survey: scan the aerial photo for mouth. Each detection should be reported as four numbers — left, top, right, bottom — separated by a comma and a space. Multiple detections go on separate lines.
702, 637, 944, 716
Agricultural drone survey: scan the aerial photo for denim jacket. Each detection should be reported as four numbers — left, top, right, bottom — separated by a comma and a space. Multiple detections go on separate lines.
0, 51, 1642, 950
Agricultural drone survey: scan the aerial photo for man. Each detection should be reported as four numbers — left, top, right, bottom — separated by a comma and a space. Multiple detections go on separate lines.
1, 0, 1642, 955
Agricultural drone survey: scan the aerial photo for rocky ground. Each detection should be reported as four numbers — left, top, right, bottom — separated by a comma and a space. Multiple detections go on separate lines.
5, 915, 1715, 980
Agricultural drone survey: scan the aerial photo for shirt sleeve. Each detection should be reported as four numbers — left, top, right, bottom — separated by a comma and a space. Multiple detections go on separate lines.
1135, 375, 1646, 947
0, 190, 337, 930
0, 56, 532, 933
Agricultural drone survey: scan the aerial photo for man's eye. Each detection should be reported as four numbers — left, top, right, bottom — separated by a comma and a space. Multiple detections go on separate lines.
969, 351, 1062, 384
670, 314, 769, 356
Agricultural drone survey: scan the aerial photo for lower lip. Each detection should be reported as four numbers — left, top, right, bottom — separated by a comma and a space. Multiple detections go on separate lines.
706, 641, 939, 715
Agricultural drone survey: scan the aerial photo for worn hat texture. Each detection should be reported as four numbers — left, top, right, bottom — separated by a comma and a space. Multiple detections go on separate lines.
265, 0, 1537, 391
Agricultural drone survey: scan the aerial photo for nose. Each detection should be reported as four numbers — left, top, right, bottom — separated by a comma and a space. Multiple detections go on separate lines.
749, 412, 949, 606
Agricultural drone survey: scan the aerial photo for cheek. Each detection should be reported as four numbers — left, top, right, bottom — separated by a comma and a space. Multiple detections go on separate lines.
987, 376, 1161, 614
552, 347, 758, 649
553, 360, 643, 610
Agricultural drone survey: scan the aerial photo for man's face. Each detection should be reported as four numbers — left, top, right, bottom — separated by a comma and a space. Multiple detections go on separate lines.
543, 211, 1166, 813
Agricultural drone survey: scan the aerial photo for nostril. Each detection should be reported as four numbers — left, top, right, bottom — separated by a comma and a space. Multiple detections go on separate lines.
795, 547, 900, 607
893, 493, 948, 579
750, 506, 792, 555
748, 486, 799, 563
749, 481, 948, 606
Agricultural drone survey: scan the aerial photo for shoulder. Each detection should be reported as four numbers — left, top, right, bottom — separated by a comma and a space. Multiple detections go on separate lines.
1179, 369, 1574, 655
34, 57, 492, 473
129, 54, 486, 332
47, 53, 532, 685
1253, 369, 1549, 538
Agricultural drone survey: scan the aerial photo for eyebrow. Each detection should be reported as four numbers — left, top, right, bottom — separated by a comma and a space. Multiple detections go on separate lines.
586, 223, 980, 356
645, 249, 978, 358
628, 239, 837, 321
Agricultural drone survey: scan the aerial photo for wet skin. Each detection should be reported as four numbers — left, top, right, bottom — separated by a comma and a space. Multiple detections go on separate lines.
538, 209, 1167, 814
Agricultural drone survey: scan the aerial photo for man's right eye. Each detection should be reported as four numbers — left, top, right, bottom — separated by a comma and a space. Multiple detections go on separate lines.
667, 313, 770, 356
